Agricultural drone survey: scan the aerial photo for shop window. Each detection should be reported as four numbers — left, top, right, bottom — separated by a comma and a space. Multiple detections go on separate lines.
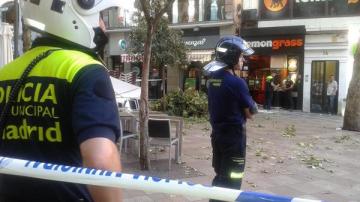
328, 0, 360, 16
1, 2, 14, 23
178, 0, 190, 23
184, 61, 203, 90
149, 68, 162, 99
206, 0, 228, 21
102, 7, 123, 28
293, 1, 326, 18
270, 55, 287, 69
173, 0, 230, 23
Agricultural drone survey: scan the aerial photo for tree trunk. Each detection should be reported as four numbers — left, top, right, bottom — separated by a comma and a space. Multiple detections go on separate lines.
22, 19, 31, 52
138, 0, 175, 170
161, 65, 166, 98
161, 65, 168, 111
139, 24, 154, 170
343, 40, 360, 131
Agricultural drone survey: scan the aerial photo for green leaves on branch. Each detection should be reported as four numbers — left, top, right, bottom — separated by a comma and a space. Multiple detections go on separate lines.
129, 10, 188, 69
151, 89, 208, 118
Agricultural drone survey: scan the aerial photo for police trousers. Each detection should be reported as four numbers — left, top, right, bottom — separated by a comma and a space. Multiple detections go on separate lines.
210, 125, 246, 202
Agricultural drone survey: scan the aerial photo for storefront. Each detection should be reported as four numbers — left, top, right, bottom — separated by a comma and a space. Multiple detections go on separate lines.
107, 32, 163, 99
182, 27, 220, 91
302, 32, 351, 115
255, 0, 360, 114
241, 26, 305, 109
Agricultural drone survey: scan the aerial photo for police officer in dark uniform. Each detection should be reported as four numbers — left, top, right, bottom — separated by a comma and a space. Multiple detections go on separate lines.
0, 1, 122, 201
204, 36, 256, 201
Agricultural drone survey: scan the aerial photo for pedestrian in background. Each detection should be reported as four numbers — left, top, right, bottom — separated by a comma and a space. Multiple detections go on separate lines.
204, 36, 257, 202
327, 75, 338, 114
0, 1, 122, 201
284, 75, 295, 111
291, 74, 301, 110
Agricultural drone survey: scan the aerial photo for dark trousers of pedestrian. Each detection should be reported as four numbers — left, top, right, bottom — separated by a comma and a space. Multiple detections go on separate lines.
327, 95, 336, 114
285, 91, 294, 110
210, 125, 246, 202
273, 91, 280, 107
264, 91, 273, 110
292, 97, 297, 110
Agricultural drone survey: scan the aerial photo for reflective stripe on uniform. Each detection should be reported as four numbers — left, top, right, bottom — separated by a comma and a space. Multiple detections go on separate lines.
266, 75, 273, 82
231, 157, 245, 164
0, 46, 102, 82
230, 172, 244, 179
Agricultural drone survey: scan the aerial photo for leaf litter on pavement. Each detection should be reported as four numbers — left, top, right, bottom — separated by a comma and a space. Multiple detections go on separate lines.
282, 125, 296, 138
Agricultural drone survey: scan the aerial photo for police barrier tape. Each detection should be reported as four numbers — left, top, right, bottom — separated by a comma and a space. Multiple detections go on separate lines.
0, 156, 322, 202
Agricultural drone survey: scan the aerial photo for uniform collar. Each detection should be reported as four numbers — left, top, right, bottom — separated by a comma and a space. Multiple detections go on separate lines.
31, 36, 98, 59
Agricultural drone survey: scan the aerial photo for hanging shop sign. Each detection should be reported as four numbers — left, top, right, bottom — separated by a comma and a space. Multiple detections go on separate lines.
295, 0, 327, 3
247, 38, 304, 50
260, 0, 290, 19
183, 35, 219, 50
118, 39, 127, 50
263, 0, 288, 12
120, 54, 144, 63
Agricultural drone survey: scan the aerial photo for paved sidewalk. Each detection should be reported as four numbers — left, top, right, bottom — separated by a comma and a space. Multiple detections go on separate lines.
121, 110, 360, 202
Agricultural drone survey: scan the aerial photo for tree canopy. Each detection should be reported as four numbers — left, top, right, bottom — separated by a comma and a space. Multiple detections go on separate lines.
129, 14, 188, 70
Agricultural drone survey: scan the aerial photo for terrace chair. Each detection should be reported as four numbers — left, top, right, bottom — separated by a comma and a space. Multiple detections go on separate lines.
148, 118, 179, 170
119, 118, 137, 156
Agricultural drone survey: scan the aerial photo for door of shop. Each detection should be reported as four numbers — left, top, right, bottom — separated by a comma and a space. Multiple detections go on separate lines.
310, 61, 339, 113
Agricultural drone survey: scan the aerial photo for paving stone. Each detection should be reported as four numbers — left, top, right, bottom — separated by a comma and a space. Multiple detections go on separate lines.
121, 110, 359, 201
123, 195, 153, 202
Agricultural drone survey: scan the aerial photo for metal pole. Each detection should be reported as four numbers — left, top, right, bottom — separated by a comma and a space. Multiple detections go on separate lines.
13, 0, 19, 58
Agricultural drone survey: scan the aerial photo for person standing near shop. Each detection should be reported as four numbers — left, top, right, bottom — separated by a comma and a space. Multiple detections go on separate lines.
204, 36, 256, 201
284, 75, 295, 111
291, 74, 302, 110
327, 75, 338, 114
0, 1, 122, 201
264, 72, 279, 110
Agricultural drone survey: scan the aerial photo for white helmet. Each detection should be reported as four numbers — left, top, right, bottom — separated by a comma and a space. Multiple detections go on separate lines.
21, 0, 121, 49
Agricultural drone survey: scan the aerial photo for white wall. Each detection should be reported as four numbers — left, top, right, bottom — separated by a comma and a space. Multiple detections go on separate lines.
243, 0, 258, 10
303, 34, 349, 114
258, 16, 360, 32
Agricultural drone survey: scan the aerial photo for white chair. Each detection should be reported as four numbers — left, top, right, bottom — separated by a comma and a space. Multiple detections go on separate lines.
124, 99, 139, 111
148, 118, 179, 170
119, 118, 137, 155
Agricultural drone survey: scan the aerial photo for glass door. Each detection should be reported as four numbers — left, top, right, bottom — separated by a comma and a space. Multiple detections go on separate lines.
310, 61, 339, 113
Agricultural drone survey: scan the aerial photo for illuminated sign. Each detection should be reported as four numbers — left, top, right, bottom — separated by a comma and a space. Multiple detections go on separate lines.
118, 39, 127, 50
348, 0, 359, 3
182, 35, 219, 50
294, 0, 359, 3
248, 39, 304, 50
184, 38, 207, 47
295, 0, 326, 2
263, 0, 288, 12
120, 54, 144, 63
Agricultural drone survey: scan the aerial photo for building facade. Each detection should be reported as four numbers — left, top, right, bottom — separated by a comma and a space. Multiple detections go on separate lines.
104, 0, 360, 115
242, 0, 360, 115
104, 0, 241, 99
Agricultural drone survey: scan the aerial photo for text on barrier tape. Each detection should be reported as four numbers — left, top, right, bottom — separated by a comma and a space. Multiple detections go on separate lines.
0, 156, 322, 202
